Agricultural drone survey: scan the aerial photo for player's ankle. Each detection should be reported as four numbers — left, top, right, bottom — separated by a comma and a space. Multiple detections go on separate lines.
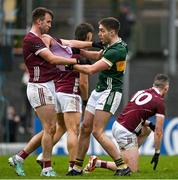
117, 163, 128, 169
73, 165, 83, 172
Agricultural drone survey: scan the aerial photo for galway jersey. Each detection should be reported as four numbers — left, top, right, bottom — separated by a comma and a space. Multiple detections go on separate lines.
50, 40, 80, 95
23, 32, 57, 83
95, 39, 128, 92
117, 87, 165, 134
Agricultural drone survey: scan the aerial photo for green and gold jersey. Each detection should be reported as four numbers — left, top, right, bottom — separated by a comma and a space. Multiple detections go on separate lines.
95, 39, 128, 92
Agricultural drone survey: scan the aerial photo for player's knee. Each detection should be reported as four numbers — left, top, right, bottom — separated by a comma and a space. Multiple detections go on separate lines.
92, 129, 102, 140
81, 122, 92, 135
67, 127, 79, 136
44, 124, 56, 136
50, 125, 56, 135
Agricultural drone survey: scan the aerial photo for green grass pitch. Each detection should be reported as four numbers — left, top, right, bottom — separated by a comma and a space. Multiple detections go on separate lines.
0, 155, 178, 179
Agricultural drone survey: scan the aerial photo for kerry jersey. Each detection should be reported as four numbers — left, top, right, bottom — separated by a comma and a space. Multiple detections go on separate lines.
95, 39, 128, 92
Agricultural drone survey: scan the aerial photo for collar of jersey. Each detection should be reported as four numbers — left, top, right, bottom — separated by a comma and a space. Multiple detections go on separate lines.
107, 38, 122, 48
152, 87, 161, 95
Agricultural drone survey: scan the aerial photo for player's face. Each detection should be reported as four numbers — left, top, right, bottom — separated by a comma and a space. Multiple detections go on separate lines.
162, 84, 169, 97
39, 13, 52, 34
98, 24, 111, 44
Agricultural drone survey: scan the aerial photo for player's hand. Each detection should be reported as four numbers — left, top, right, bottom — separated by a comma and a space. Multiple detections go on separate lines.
72, 47, 80, 54
92, 41, 104, 49
65, 64, 73, 71
148, 122, 155, 131
76, 58, 91, 65
150, 152, 160, 170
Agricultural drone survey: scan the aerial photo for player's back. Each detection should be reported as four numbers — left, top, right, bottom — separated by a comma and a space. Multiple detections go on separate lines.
118, 87, 165, 132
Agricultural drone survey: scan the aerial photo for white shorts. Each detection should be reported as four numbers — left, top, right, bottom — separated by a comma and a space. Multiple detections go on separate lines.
56, 92, 82, 113
112, 121, 138, 150
27, 80, 56, 109
86, 89, 122, 115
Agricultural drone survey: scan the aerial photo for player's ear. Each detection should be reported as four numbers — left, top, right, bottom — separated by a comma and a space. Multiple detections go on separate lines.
109, 30, 114, 36
36, 18, 41, 25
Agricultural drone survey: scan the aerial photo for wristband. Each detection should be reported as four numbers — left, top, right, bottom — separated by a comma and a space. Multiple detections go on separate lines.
76, 58, 80, 64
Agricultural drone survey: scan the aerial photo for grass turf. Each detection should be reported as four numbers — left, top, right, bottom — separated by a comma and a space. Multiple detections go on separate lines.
0, 155, 178, 179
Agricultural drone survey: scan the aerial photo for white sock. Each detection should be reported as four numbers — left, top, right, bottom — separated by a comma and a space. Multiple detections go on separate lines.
15, 155, 24, 162
95, 160, 101, 168
42, 167, 52, 172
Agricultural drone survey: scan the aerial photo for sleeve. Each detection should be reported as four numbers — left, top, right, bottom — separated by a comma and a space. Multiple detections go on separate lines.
29, 36, 47, 55
104, 46, 127, 60
102, 47, 127, 69
156, 99, 165, 118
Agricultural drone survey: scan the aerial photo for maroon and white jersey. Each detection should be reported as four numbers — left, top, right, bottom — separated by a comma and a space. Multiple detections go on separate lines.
23, 32, 57, 83
55, 71, 80, 95
117, 87, 165, 133
49, 40, 80, 95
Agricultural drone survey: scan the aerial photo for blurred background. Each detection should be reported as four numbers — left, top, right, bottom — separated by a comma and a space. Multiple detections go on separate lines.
0, 0, 178, 155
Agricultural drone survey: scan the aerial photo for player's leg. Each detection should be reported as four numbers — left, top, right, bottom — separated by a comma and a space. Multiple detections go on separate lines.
121, 147, 139, 172
8, 105, 57, 176
137, 126, 151, 147
55, 92, 83, 174
8, 131, 43, 176
14, 114, 65, 164
92, 90, 131, 176
84, 155, 117, 173
29, 82, 57, 176
53, 113, 66, 144
112, 121, 139, 173
92, 110, 117, 159
35, 104, 57, 176
63, 111, 81, 172
84, 126, 151, 173
92, 111, 128, 170
36, 113, 66, 168
9, 82, 57, 176
66, 91, 96, 175
68, 110, 94, 175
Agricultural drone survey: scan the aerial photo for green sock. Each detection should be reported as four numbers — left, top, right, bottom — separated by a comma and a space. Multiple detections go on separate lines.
75, 158, 84, 167
114, 158, 127, 169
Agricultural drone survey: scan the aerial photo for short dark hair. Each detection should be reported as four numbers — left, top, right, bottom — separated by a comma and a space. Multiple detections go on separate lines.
75, 23, 94, 41
153, 74, 169, 89
99, 17, 120, 33
32, 7, 54, 23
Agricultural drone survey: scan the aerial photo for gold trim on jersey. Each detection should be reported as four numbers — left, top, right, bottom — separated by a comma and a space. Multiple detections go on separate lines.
116, 60, 126, 71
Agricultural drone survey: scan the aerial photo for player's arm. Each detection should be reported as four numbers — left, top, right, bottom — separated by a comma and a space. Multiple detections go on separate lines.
79, 73, 89, 103
39, 35, 78, 65
39, 49, 78, 65
80, 49, 103, 61
154, 115, 164, 152
150, 115, 164, 170
145, 120, 155, 131
61, 39, 92, 49
73, 58, 110, 75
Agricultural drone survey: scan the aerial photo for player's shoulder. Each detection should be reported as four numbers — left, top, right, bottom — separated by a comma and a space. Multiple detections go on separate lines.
42, 34, 52, 38
112, 40, 128, 54
24, 32, 41, 43
147, 88, 164, 102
